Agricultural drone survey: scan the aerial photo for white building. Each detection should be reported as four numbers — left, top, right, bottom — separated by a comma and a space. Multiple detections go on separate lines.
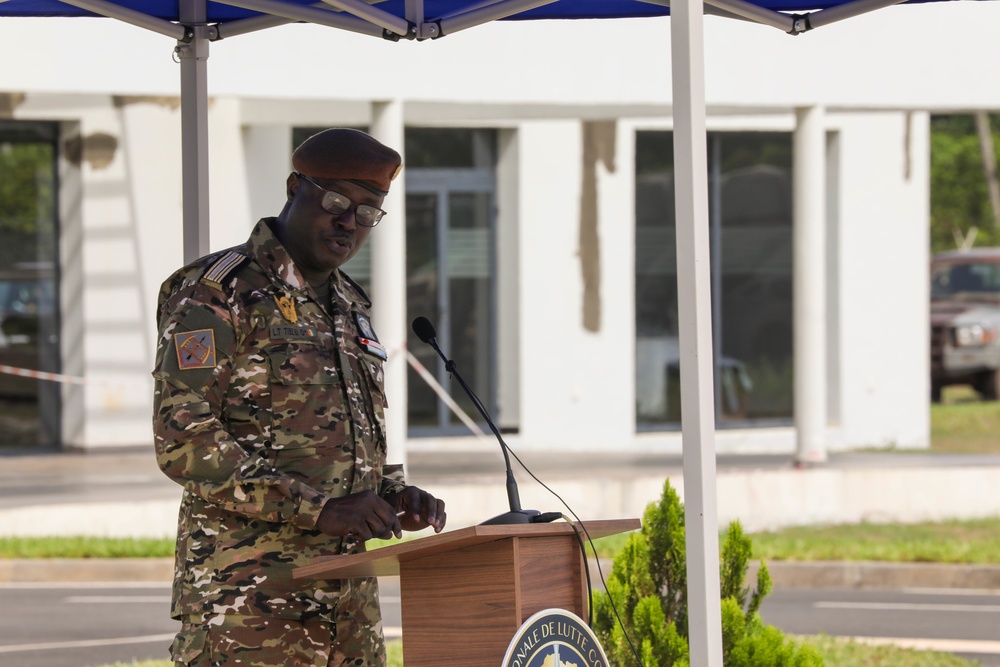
0, 3, 995, 457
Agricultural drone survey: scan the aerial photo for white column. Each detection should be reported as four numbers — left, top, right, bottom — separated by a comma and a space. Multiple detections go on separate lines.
495, 128, 521, 430
793, 105, 828, 464
59, 121, 85, 449
670, 0, 724, 664
369, 100, 408, 470
243, 124, 292, 223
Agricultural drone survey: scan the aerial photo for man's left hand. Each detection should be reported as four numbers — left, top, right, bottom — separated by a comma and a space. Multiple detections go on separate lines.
391, 487, 447, 533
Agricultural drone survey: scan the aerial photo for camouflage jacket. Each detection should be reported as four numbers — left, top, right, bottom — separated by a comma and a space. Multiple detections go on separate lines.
152, 217, 405, 622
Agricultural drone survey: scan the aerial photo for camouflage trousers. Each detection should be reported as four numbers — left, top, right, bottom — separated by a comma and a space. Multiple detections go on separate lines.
169, 614, 386, 667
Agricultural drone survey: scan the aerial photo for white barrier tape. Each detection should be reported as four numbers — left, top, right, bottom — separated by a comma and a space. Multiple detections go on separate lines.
401, 346, 487, 437
0, 364, 89, 385
0, 344, 488, 438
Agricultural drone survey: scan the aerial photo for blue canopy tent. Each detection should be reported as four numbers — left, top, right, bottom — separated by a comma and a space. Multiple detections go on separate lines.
0, 1, 967, 664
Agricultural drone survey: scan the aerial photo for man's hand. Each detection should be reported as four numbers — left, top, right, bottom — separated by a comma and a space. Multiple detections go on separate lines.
390, 486, 447, 534
316, 490, 402, 541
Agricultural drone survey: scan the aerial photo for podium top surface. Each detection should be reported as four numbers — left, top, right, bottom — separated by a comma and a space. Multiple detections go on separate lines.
293, 518, 640, 580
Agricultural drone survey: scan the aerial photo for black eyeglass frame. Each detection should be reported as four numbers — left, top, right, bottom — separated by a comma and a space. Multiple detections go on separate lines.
295, 172, 387, 227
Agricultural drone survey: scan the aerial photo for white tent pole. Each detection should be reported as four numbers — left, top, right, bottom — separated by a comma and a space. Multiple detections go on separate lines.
793, 105, 828, 464
369, 100, 409, 472
178, 0, 211, 263
670, 0, 724, 664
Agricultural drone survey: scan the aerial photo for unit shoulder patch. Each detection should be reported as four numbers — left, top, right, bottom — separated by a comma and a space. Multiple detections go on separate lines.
175, 329, 217, 370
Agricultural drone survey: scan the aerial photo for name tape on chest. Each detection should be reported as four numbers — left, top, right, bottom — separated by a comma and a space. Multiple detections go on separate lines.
270, 325, 318, 340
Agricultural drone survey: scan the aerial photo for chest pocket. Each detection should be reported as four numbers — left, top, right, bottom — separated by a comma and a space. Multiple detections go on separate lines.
265, 342, 346, 452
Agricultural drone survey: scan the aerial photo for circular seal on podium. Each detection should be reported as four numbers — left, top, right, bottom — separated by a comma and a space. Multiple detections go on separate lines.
502, 608, 610, 667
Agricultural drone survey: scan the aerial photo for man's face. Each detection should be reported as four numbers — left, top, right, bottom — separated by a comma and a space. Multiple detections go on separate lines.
279, 173, 384, 282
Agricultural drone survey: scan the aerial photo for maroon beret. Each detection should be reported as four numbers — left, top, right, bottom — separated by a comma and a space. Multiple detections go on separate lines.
291, 128, 402, 196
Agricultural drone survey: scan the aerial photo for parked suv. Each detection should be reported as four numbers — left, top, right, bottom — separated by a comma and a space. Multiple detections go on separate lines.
931, 248, 1000, 401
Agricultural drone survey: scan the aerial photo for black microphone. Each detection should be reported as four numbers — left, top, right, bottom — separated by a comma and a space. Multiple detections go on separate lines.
411, 316, 546, 525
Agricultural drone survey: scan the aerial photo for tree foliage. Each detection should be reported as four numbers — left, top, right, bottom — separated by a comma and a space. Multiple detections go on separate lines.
592, 479, 822, 666
0, 141, 55, 236
930, 113, 1000, 253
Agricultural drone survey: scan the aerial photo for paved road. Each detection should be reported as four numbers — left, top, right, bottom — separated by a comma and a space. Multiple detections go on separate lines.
760, 587, 1000, 667
3, 580, 999, 667
0, 582, 176, 667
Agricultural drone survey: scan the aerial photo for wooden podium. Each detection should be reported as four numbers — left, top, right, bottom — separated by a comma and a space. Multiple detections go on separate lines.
294, 518, 639, 666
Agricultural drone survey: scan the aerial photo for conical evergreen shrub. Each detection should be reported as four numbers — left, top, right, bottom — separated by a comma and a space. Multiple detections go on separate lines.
591, 479, 823, 667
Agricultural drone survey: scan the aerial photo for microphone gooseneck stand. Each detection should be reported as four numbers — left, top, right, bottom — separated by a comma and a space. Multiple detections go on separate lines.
411, 316, 558, 525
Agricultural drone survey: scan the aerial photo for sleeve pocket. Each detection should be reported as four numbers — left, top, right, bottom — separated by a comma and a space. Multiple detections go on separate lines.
169, 625, 208, 666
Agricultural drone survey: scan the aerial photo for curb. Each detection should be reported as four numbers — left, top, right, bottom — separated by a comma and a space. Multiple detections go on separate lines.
0, 558, 173, 583
4, 558, 999, 590
762, 560, 1000, 590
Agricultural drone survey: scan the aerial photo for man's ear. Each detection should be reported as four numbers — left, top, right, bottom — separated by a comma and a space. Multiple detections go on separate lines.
286, 172, 299, 201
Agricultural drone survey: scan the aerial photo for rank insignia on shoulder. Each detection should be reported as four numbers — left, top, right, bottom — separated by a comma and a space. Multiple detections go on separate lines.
175, 329, 217, 370
201, 250, 248, 288
276, 295, 298, 323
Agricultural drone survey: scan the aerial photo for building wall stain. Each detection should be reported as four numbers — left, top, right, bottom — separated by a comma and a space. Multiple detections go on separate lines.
580, 120, 617, 333
112, 95, 182, 110
62, 132, 119, 170
0, 92, 26, 118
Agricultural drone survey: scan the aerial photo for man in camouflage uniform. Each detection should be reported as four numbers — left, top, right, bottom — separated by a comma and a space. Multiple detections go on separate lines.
152, 128, 446, 667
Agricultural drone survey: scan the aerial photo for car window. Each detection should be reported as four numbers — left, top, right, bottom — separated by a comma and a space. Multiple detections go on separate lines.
932, 262, 1000, 297
0, 279, 54, 315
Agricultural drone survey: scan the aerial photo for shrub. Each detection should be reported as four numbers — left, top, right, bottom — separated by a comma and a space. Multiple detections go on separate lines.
592, 479, 823, 666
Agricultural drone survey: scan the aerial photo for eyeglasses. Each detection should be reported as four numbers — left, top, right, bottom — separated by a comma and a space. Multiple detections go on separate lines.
295, 173, 387, 227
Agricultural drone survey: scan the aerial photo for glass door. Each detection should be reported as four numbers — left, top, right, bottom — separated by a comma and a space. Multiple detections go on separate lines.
0, 122, 61, 448
406, 169, 496, 434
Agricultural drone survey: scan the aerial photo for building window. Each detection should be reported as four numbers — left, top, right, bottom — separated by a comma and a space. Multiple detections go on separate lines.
404, 128, 498, 435
635, 130, 793, 428
0, 121, 61, 448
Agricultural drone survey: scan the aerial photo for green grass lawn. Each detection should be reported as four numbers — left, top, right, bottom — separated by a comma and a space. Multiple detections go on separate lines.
7, 515, 1000, 563
0, 535, 174, 559
586, 514, 1000, 564
751, 516, 1000, 563
804, 635, 980, 667
931, 385, 1000, 454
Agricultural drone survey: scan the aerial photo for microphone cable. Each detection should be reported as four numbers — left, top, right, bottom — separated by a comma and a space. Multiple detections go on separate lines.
499, 449, 647, 667
411, 316, 646, 665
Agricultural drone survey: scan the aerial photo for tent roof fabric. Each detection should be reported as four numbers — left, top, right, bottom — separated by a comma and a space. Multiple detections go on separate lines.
0, 0, 938, 24
0, 1, 670, 21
